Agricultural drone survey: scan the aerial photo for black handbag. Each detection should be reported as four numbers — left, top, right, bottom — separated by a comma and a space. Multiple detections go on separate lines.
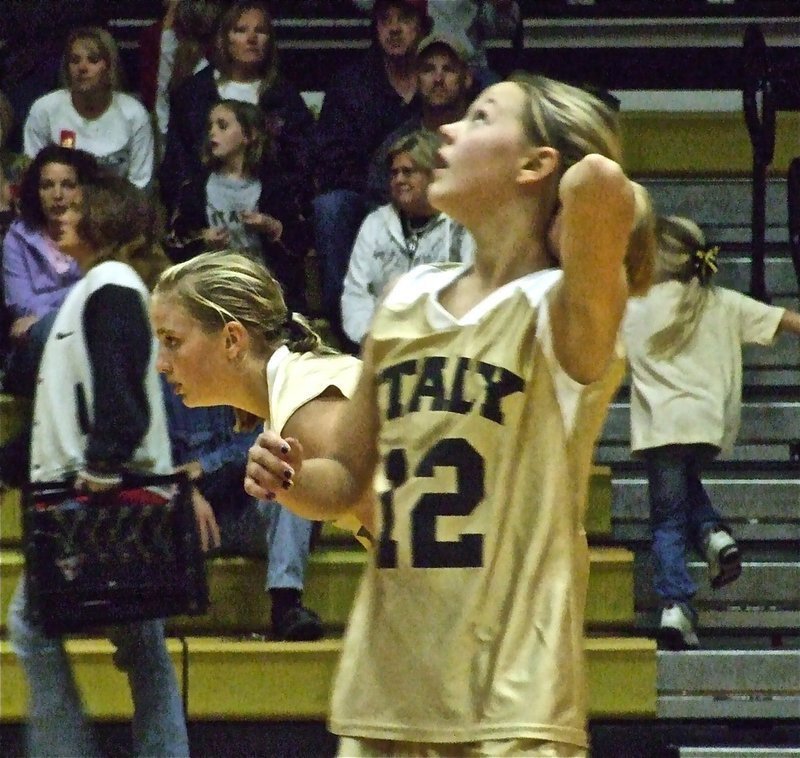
22, 471, 209, 636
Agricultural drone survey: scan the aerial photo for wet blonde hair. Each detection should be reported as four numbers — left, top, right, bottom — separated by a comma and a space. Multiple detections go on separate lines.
60, 27, 124, 91
386, 129, 440, 173
153, 251, 329, 356
647, 215, 717, 358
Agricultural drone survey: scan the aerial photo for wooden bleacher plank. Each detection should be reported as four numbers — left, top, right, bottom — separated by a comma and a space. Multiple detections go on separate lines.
587, 637, 657, 718
1, 546, 636, 635
1, 634, 656, 722
183, 635, 656, 720
0, 490, 20, 546
620, 111, 800, 177
0, 395, 29, 445
0, 638, 184, 722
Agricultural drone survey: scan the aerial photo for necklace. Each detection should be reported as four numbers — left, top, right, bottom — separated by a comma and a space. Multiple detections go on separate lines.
402, 213, 436, 259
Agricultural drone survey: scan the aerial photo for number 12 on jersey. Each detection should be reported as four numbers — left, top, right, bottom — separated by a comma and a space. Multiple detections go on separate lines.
377, 438, 485, 569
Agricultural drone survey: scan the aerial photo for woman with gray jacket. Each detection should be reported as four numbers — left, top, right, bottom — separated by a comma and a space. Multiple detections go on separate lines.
341, 129, 474, 346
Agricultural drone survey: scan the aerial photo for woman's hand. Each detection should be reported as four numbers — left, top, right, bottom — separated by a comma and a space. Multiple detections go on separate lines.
10, 315, 39, 339
244, 430, 302, 500
241, 211, 283, 241
176, 460, 204, 481
201, 227, 230, 249
191, 487, 221, 552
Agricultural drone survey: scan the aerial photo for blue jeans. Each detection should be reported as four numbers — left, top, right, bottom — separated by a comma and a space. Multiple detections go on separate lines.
312, 190, 368, 323
163, 387, 314, 591
644, 444, 724, 605
212, 498, 313, 590
7, 579, 189, 757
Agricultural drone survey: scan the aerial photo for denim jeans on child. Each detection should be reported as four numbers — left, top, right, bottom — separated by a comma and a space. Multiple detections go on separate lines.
7, 579, 189, 757
643, 443, 724, 605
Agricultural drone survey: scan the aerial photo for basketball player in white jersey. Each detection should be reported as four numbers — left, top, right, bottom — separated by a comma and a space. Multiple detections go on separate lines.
149, 251, 374, 548
245, 73, 653, 756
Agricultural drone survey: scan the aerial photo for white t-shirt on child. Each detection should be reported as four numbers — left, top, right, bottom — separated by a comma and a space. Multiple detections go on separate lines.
623, 281, 785, 454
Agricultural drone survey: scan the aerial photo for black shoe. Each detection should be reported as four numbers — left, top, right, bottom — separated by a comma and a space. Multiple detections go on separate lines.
272, 605, 324, 641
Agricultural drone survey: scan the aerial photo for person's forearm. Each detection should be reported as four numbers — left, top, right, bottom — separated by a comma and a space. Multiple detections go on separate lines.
278, 457, 366, 522
779, 308, 800, 336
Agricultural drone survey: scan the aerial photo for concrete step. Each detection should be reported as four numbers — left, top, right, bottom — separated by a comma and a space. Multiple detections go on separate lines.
0, 544, 637, 634
612, 474, 800, 542
638, 609, 800, 634
635, 559, 800, 611
599, 444, 799, 465
658, 649, 800, 719
600, 401, 800, 449
641, 178, 790, 244
714, 258, 799, 299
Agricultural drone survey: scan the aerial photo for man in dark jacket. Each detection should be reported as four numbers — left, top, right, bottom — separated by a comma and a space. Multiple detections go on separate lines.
311, 0, 428, 343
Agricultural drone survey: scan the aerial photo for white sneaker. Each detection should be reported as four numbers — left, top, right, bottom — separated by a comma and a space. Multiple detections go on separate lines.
660, 603, 699, 650
703, 527, 741, 589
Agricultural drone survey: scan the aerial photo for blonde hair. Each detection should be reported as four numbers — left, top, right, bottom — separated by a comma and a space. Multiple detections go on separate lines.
508, 72, 622, 174
61, 27, 124, 91
507, 73, 653, 292
154, 251, 329, 356
647, 215, 716, 358
386, 129, 440, 173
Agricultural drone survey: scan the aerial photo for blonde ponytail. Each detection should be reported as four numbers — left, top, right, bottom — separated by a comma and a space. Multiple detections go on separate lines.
647, 216, 717, 358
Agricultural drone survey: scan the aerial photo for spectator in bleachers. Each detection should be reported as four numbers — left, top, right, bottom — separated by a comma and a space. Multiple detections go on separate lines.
23, 27, 155, 190
0, 91, 23, 239
341, 129, 474, 346
166, 99, 309, 310
365, 32, 474, 208
2, 145, 99, 348
161, 391, 325, 641
351, 0, 521, 90
138, 0, 222, 155
312, 0, 428, 341
622, 215, 800, 650
6, 172, 189, 758
0, 0, 107, 154
160, 0, 314, 215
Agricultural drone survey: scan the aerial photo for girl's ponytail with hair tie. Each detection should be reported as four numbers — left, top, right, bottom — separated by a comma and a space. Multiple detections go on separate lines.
283, 312, 304, 340
691, 245, 719, 286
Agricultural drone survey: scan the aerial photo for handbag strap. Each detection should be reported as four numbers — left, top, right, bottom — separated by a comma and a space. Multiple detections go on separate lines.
25, 470, 190, 502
